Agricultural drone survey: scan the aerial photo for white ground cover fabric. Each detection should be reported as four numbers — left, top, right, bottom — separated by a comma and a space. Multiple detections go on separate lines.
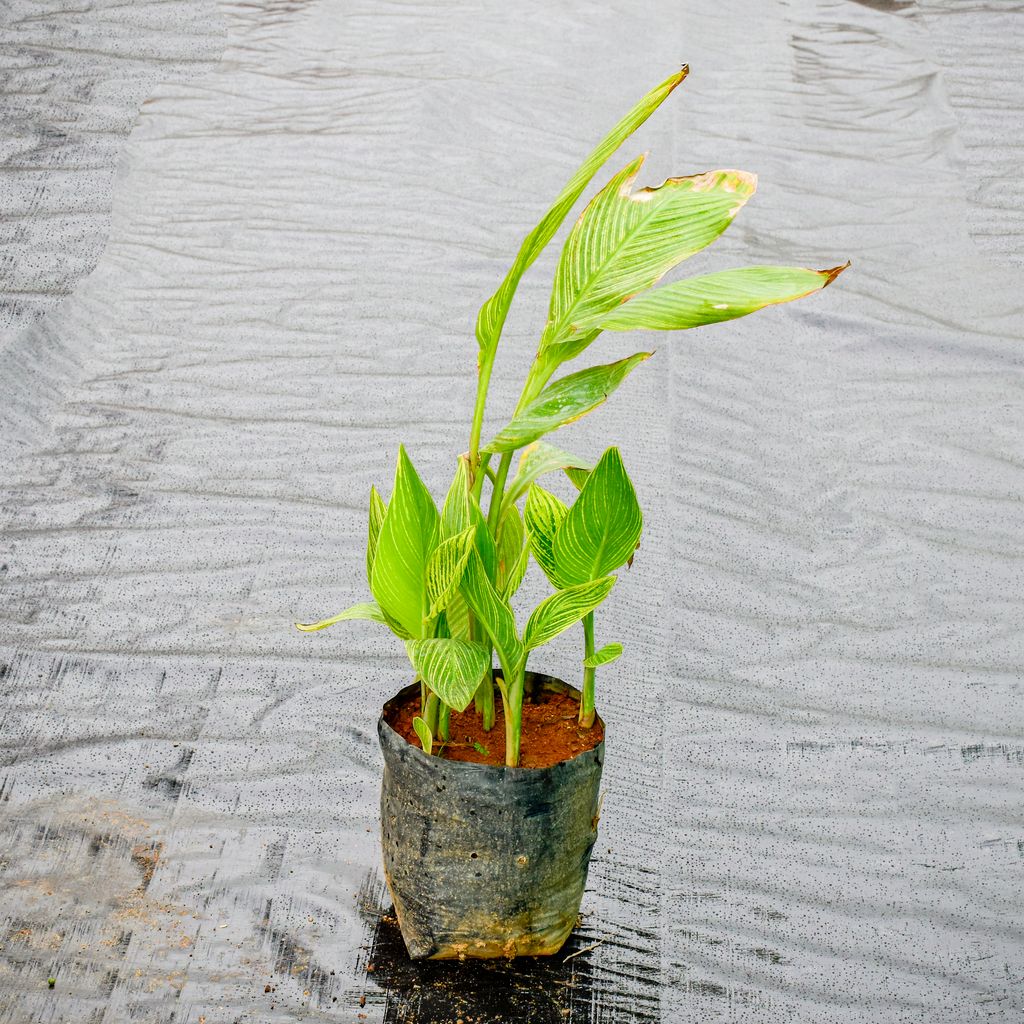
1, 1, 1022, 1021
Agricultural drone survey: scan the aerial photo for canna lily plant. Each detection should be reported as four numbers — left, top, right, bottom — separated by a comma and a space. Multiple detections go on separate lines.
297, 66, 846, 767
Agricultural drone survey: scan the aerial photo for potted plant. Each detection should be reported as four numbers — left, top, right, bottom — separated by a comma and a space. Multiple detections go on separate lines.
297, 66, 846, 960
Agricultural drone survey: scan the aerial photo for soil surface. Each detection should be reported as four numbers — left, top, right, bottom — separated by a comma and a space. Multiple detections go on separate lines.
385, 686, 604, 769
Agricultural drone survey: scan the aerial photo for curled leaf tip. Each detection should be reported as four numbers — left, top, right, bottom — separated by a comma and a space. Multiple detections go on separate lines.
822, 261, 851, 287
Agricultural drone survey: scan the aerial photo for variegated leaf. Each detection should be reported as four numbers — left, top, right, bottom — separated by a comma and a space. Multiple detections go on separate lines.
543, 157, 756, 351
502, 442, 593, 511
523, 484, 570, 589
440, 456, 472, 540
483, 352, 651, 454
412, 716, 432, 755
426, 527, 476, 618
294, 601, 388, 633
523, 577, 616, 651
583, 642, 623, 668
459, 549, 525, 683
476, 67, 688, 358
565, 465, 590, 490
591, 264, 849, 332
366, 486, 387, 588
469, 490, 498, 583
496, 504, 526, 597
370, 446, 439, 639
406, 638, 491, 713
552, 447, 642, 585
445, 590, 472, 641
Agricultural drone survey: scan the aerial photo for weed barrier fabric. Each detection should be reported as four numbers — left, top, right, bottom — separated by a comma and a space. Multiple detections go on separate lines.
0, 0, 1022, 1021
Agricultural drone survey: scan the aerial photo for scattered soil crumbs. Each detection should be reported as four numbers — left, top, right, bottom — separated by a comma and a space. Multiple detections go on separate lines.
386, 685, 603, 768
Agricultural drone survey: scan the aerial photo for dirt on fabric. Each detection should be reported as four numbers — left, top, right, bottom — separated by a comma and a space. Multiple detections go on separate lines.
385, 686, 604, 769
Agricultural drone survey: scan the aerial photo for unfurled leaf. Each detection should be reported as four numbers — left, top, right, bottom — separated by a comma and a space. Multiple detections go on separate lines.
445, 590, 472, 640
483, 352, 651, 453
426, 526, 476, 618
370, 446, 440, 639
295, 601, 388, 633
591, 264, 849, 332
502, 442, 593, 511
366, 486, 387, 588
406, 638, 491, 713
475, 67, 689, 358
553, 447, 642, 585
459, 550, 525, 682
523, 577, 616, 651
564, 466, 590, 490
440, 456, 472, 540
583, 642, 623, 668
496, 504, 526, 597
503, 543, 530, 601
412, 716, 432, 755
523, 484, 570, 589
469, 491, 498, 583
544, 158, 756, 352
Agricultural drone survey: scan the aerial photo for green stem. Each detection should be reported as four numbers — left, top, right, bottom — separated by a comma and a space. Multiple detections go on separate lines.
438, 703, 450, 742
480, 673, 495, 732
503, 671, 524, 767
471, 452, 492, 503
468, 350, 496, 470
579, 612, 596, 727
425, 692, 440, 737
487, 451, 513, 533
515, 348, 560, 414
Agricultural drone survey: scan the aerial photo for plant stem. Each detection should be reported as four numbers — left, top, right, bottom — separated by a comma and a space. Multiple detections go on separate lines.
480, 674, 495, 731
503, 673, 523, 767
425, 692, 440, 737
438, 703, 450, 742
487, 451, 513, 533
579, 612, 596, 727
468, 338, 501, 506
471, 452, 492, 503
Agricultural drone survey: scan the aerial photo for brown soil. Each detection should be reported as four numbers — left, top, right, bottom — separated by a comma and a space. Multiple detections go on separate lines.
386, 686, 604, 769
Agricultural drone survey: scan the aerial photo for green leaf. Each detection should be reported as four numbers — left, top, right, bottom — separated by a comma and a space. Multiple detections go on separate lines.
496, 504, 526, 598
504, 543, 530, 601
553, 447, 642, 585
592, 264, 849, 332
459, 550, 525, 683
412, 716, 432, 755
475, 67, 689, 358
483, 352, 652, 453
426, 527, 476, 618
502, 442, 593, 510
366, 486, 387, 588
294, 601, 388, 633
370, 446, 440, 639
406, 638, 491, 713
564, 466, 590, 490
523, 484, 570, 589
440, 456, 472, 540
544, 158, 757, 351
469, 490, 498, 583
444, 590, 472, 641
523, 577, 616, 651
583, 642, 623, 668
